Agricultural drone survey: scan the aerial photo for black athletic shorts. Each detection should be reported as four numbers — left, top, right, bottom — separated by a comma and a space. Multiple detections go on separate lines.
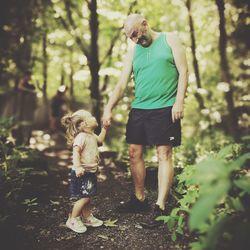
126, 107, 181, 146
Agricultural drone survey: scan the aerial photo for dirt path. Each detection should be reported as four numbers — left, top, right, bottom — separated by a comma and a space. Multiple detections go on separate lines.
5, 134, 190, 250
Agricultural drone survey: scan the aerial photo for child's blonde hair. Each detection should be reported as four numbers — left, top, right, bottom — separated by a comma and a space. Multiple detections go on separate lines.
61, 109, 91, 145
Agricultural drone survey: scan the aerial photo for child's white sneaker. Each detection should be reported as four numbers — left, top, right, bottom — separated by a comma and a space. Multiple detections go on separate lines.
66, 216, 87, 233
83, 214, 103, 227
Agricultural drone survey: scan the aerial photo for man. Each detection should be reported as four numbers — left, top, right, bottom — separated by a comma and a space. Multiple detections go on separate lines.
103, 14, 188, 226
49, 85, 69, 133
15, 72, 37, 145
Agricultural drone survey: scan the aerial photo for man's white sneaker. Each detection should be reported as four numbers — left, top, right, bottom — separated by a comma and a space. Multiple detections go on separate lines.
83, 214, 103, 227
66, 216, 87, 233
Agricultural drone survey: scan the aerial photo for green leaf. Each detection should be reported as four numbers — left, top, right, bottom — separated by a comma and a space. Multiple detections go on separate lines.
189, 181, 230, 231
170, 208, 179, 216
50, 200, 60, 205
103, 219, 118, 227
234, 176, 250, 194
167, 217, 177, 230
229, 153, 250, 171
216, 145, 233, 159
97, 234, 109, 240
176, 226, 184, 235
5, 192, 12, 198
229, 197, 245, 211
171, 232, 177, 241
178, 215, 184, 227
190, 241, 204, 250
195, 158, 227, 183
156, 215, 170, 223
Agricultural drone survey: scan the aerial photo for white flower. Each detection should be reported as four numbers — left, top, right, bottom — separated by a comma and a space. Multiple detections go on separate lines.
201, 109, 210, 115
199, 120, 209, 130
210, 111, 222, 123
196, 88, 208, 95
217, 82, 230, 92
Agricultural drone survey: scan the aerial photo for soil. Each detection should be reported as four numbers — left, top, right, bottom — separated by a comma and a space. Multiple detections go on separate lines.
1, 133, 191, 250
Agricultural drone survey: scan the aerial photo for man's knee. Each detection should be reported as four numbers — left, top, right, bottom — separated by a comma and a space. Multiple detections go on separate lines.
156, 146, 172, 161
129, 145, 143, 163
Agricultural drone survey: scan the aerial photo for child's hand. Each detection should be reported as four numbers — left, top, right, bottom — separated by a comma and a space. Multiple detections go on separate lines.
75, 167, 85, 177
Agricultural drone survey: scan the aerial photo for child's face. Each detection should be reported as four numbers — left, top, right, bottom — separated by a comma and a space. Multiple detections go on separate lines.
79, 112, 98, 131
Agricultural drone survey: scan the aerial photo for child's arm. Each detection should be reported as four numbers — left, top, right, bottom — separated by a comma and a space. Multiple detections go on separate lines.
73, 146, 85, 177
96, 127, 108, 145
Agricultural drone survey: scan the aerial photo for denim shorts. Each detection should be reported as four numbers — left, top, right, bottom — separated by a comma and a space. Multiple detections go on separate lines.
69, 170, 97, 200
126, 107, 181, 146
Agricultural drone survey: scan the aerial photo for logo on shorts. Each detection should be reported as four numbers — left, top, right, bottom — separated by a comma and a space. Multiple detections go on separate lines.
169, 137, 175, 141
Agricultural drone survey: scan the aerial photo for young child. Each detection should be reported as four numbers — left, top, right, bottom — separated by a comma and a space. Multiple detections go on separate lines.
61, 109, 107, 233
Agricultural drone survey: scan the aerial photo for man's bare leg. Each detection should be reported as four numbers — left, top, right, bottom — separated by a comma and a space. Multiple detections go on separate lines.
129, 144, 145, 201
156, 145, 174, 210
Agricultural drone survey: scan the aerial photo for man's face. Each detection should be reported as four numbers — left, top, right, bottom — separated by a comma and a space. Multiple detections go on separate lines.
126, 21, 152, 47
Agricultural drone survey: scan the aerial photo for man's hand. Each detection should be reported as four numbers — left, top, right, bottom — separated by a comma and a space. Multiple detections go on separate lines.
102, 108, 112, 128
75, 167, 85, 177
172, 101, 184, 123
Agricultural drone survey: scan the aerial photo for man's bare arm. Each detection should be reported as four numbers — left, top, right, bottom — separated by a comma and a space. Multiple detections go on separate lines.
167, 33, 188, 122
103, 47, 134, 126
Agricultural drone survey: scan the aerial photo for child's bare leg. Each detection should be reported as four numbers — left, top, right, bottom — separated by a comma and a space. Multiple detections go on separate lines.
81, 198, 103, 227
72, 198, 90, 218
82, 199, 91, 218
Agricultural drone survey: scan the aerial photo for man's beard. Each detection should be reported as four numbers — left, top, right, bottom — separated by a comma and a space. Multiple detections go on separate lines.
137, 35, 152, 47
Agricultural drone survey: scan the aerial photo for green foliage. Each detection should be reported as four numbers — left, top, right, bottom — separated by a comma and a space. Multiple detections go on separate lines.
0, 117, 30, 172
22, 198, 38, 212
0, 117, 48, 222
159, 142, 250, 250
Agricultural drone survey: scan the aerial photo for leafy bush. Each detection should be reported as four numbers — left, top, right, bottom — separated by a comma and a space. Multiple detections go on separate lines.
0, 117, 48, 221
159, 142, 250, 250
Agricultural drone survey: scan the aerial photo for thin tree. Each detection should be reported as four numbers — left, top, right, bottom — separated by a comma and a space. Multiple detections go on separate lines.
215, 0, 239, 141
186, 0, 205, 110
42, 17, 48, 99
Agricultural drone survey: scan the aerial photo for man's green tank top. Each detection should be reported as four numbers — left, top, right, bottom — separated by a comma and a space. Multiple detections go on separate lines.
132, 33, 179, 109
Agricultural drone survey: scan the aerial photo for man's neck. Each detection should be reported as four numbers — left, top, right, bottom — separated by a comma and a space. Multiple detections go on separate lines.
151, 30, 160, 41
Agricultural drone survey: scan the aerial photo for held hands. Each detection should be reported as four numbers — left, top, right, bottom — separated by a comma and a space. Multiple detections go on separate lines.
102, 108, 112, 128
75, 167, 85, 177
172, 101, 184, 123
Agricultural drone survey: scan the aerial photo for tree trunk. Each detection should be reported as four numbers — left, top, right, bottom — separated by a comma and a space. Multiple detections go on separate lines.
60, 68, 65, 86
88, 0, 101, 130
42, 29, 48, 99
215, 0, 239, 141
69, 47, 74, 99
186, 0, 205, 110
69, 65, 74, 99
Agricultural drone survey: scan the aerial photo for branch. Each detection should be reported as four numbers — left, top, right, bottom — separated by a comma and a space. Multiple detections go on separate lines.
100, 0, 138, 66
100, 27, 123, 65
64, 0, 89, 58
69, 1, 88, 21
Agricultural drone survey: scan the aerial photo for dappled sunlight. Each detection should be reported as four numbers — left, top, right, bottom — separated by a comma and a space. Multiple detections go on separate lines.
58, 161, 68, 167
29, 130, 57, 151
57, 151, 71, 160
44, 151, 57, 157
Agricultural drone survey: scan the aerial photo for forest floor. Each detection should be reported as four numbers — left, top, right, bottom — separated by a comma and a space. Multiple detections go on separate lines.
2, 131, 191, 250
